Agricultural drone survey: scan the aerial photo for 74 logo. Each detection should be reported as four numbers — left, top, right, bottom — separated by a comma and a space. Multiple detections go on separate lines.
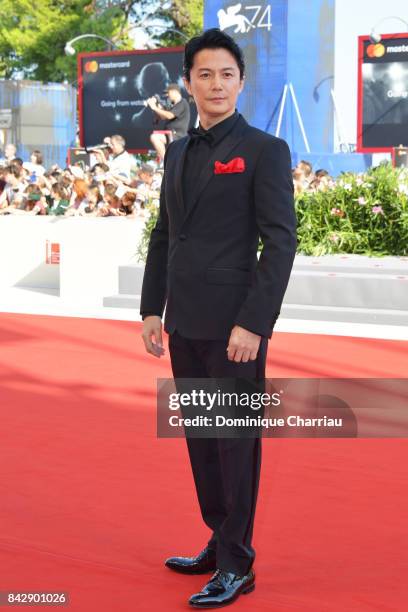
217, 3, 272, 34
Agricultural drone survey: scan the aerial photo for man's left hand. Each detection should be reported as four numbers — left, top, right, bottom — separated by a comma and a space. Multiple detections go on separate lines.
227, 325, 261, 363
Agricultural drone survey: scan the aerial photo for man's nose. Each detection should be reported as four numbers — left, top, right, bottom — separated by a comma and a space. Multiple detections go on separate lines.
211, 76, 223, 89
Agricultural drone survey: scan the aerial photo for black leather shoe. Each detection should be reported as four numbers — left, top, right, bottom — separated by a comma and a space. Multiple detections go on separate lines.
165, 547, 217, 574
188, 568, 255, 608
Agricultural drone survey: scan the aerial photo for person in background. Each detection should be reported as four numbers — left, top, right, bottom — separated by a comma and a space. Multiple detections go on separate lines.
292, 160, 314, 194
313, 168, 334, 191
0, 164, 27, 208
133, 163, 161, 214
107, 135, 136, 180
22, 185, 48, 215
120, 191, 137, 216
65, 178, 88, 215
91, 163, 111, 196
0, 168, 6, 196
109, 135, 137, 180
24, 150, 46, 178
0, 192, 25, 215
75, 184, 104, 216
90, 135, 135, 180
98, 193, 126, 217
107, 163, 154, 216
0, 143, 17, 166
48, 184, 71, 216
5, 185, 47, 215
92, 163, 110, 179
148, 84, 190, 161
12, 157, 24, 170
137, 163, 155, 187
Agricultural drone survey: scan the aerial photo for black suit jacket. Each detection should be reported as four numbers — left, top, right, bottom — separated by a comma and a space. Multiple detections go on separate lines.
140, 114, 297, 339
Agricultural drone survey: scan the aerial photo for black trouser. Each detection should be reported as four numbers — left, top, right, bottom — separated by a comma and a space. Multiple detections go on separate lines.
168, 330, 268, 576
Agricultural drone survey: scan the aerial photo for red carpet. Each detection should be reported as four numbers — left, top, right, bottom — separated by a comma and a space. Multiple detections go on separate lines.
0, 313, 407, 611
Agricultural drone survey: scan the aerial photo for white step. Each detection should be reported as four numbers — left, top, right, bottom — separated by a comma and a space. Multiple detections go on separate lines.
103, 293, 141, 309
118, 265, 145, 295
281, 304, 408, 326
102, 255, 408, 323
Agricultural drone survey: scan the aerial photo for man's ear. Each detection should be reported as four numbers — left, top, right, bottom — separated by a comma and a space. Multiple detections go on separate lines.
239, 76, 245, 94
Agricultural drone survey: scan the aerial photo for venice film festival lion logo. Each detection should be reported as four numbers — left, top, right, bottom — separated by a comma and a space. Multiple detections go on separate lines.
217, 3, 272, 34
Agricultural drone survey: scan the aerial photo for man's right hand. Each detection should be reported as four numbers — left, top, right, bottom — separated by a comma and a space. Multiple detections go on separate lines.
146, 96, 158, 110
142, 315, 165, 358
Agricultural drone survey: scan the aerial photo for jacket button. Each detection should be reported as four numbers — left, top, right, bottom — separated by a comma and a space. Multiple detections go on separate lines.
179, 234, 187, 241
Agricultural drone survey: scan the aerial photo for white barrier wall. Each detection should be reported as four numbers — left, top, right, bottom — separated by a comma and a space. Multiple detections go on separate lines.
0, 216, 144, 301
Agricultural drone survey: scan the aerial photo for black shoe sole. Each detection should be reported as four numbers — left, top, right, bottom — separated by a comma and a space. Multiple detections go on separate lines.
188, 582, 255, 608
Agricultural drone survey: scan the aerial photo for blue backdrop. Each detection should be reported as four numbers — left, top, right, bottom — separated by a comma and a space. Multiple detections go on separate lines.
204, 0, 335, 155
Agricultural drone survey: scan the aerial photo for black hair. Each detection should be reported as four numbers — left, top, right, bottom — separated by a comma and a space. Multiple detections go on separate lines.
31, 149, 43, 165
5, 164, 21, 179
183, 28, 245, 82
91, 162, 110, 173
315, 169, 329, 178
140, 163, 154, 175
52, 182, 70, 200
298, 160, 313, 176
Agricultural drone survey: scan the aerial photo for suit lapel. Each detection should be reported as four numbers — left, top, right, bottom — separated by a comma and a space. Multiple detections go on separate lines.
174, 136, 190, 213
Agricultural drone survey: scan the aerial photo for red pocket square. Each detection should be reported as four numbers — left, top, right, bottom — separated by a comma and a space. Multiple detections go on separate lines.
214, 157, 245, 174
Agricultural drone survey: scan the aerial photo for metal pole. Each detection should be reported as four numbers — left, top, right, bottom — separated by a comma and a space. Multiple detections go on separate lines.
276, 84, 288, 137
330, 88, 346, 152
288, 82, 310, 153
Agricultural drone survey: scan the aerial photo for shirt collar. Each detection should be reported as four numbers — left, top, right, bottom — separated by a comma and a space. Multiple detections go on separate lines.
198, 110, 239, 146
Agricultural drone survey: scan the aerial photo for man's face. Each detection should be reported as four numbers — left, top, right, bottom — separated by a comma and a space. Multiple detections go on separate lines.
139, 171, 152, 185
111, 139, 123, 155
292, 167, 304, 180
184, 48, 243, 120
167, 89, 179, 104
296, 163, 310, 177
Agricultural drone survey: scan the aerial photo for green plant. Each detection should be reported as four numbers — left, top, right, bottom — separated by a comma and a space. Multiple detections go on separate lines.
136, 201, 160, 263
137, 163, 408, 262
295, 163, 408, 256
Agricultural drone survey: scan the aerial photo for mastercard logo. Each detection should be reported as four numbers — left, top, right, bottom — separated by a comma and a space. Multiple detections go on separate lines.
84, 61, 99, 73
366, 43, 385, 58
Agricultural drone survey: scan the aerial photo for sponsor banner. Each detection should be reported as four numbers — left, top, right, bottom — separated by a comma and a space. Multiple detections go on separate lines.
78, 48, 195, 152
358, 33, 408, 152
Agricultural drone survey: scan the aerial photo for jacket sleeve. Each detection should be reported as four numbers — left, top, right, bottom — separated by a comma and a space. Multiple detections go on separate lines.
234, 137, 297, 338
139, 147, 172, 318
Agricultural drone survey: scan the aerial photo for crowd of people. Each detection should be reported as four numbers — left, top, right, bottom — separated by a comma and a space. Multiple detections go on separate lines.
0, 134, 334, 218
292, 160, 334, 195
0, 135, 162, 217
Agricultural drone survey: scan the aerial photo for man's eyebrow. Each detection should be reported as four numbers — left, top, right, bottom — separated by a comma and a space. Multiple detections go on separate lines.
197, 66, 237, 71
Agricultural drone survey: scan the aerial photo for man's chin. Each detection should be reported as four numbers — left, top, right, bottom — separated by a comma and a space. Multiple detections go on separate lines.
204, 105, 234, 117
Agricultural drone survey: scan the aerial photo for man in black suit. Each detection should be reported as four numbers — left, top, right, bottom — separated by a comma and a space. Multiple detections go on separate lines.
141, 28, 297, 608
